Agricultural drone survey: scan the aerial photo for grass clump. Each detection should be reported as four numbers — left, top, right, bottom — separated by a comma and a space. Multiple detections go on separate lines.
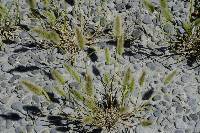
0, 1, 22, 48
21, 62, 156, 132
143, 0, 200, 65
21, 54, 178, 132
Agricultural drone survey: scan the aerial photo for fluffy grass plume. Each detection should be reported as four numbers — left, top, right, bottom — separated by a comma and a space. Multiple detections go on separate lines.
51, 69, 65, 85
143, 0, 155, 13
121, 67, 135, 103
32, 28, 60, 44
129, 78, 135, 93
85, 73, 94, 97
105, 48, 111, 65
21, 80, 50, 101
83, 115, 94, 125
159, 0, 173, 22
103, 72, 110, 85
139, 71, 146, 87
42, 0, 50, 6
0, 4, 8, 19
117, 34, 124, 55
64, 64, 81, 83
44, 11, 56, 26
164, 70, 177, 85
189, 0, 194, 20
75, 26, 85, 49
70, 89, 84, 101
53, 86, 67, 97
123, 67, 132, 86
27, 0, 37, 9
113, 15, 123, 38
84, 98, 96, 110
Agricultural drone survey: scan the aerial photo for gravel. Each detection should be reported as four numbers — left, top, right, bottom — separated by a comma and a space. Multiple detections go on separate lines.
0, 0, 200, 133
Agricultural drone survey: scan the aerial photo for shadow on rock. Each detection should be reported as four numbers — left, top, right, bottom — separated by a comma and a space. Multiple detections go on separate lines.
23, 105, 44, 117
0, 112, 22, 121
86, 47, 98, 62
7, 65, 40, 73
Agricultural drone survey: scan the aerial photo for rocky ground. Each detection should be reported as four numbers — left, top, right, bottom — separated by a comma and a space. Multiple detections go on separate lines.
0, 0, 200, 133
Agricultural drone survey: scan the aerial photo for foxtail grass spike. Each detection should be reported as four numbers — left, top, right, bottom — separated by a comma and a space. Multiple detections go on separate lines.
0, 4, 8, 19
189, 0, 194, 20
143, 0, 155, 13
70, 89, 84, 101
42, 0, 50, 6
64, 64, 81, 83
32, 28, 60, 44
105, 48, 111, 65
116, 34, 124, 55
75, 26, 85, 49
53, 86, 67, 97
159, 0, 167, 8
139, 71, 146, 87
21, 80, 50, 101
159, 0, 173, 22
113, 15, 123, 38
27, 0, 36, 10
164, 70, 177, 85
85, 99, 96, 110
44, 11, 56, 26
103, 73, 110, 85
129, 78, 135, 93
82, 115, 93, 125
51, 69, 65, 85
85, 73, 94, 97
123, 67, 132, 86
183, 22, 192, 35
162, 8, 173, 22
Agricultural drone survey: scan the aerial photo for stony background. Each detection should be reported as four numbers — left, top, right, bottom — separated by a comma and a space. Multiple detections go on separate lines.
0, 0, 200, 133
